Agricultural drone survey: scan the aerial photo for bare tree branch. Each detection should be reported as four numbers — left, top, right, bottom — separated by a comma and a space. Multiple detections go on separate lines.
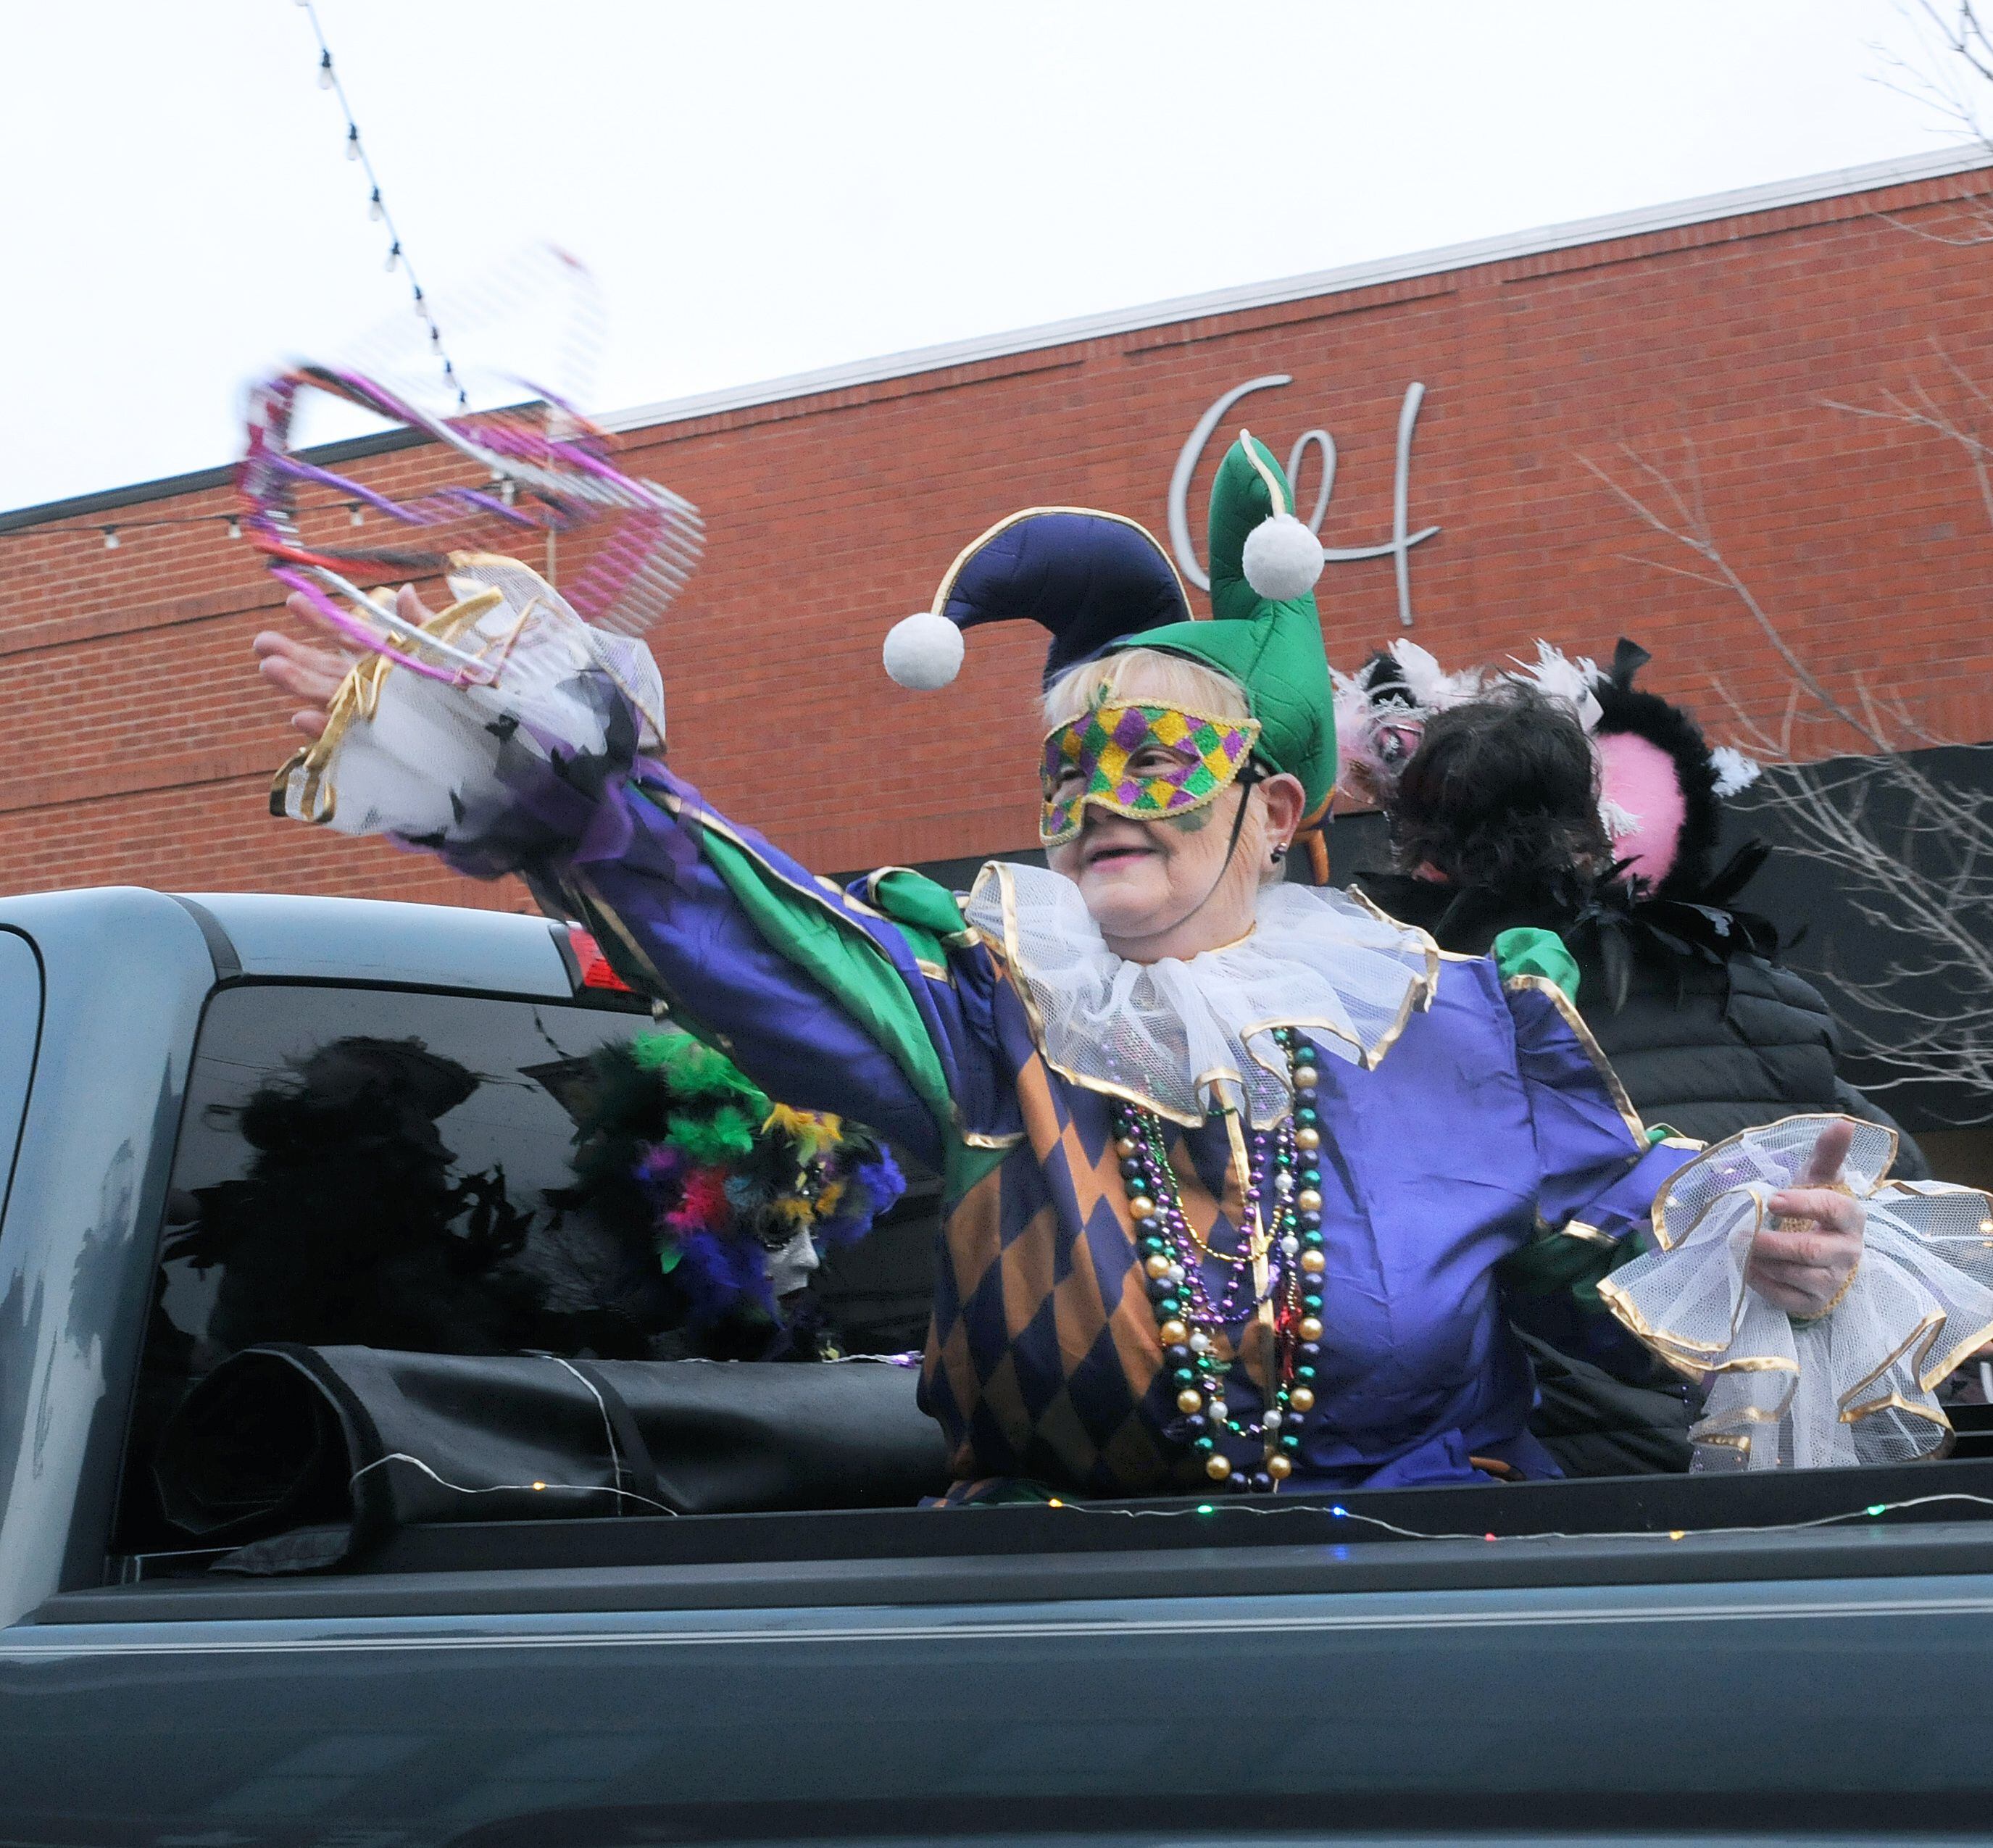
1590, 441, 1993, 1117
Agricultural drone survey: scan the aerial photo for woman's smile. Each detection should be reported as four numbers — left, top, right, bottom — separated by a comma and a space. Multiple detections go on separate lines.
1083, 835, 1157, 870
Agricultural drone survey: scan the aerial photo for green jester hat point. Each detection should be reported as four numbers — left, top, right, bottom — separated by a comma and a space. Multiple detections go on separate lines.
876, 430, 1336, 875
1131, 431, 1337, 854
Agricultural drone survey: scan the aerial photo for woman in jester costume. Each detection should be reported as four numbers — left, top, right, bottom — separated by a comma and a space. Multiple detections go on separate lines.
256, 433, 1983, 1494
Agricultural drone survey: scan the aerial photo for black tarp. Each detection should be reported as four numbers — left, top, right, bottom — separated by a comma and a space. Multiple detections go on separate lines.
154, 1344, 951, 1572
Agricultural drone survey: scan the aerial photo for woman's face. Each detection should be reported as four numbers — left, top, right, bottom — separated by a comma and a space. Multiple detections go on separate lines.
1045, 759, 1270, 956
1044, 785, 1244, 944
1037, 653, 1303, 960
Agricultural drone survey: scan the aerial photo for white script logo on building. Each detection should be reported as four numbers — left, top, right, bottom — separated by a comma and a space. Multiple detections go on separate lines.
1168, 377, 1439, 628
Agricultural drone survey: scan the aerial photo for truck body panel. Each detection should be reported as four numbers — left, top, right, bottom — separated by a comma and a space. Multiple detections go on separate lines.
3, 886, 1991, 1843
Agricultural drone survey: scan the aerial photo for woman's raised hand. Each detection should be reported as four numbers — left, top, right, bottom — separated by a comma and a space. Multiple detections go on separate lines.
1746, 1117, 1865, 1318
251, 586, 434, 739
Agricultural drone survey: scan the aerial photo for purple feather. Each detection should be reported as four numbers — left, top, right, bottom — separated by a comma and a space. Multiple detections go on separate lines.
818, 1148, 906, 1246
634, 1141, 686, 1204
674, 1225, 775, 1323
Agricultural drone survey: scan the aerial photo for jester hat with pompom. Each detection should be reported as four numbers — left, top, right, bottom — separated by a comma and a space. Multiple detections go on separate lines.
881, 432, 1339, 878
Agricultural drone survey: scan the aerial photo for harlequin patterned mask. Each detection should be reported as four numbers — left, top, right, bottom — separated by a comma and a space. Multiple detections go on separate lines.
1039, 702, 1262, 846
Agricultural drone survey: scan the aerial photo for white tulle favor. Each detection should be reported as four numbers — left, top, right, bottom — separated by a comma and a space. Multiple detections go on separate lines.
963, 863, 1438, 1127
1598, 1116, 1993, 1470
272, 557, 664, 841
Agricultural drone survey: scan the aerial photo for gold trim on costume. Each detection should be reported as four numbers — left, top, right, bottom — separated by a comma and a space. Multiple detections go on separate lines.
1919, 1308, 1993, 1394
1236, 429, 1291, 518
1647, 1112, 1889, 1254
977, 864, 1207, 1129
977, 862, 1438, 1130
1502, 973, 1647, 1146
1837, 1307, 1948, 1415
862, 865, 982, 952
928, 507, 1195, 627
573, 877, 686, 1016
863, 865, 923, 905
1598, 1114, 1993, 1457
1593, 1267, 1801, 1376
270, 578, 515, 828
1557, 1220, 1618, 1248
1837, 1386, 1956, 1433
681, 802, 1016, 1154
1336, 888, 1445, 1012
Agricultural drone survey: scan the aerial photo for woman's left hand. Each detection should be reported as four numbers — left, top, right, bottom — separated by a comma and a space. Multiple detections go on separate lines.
1746, 1117, 1865, 1318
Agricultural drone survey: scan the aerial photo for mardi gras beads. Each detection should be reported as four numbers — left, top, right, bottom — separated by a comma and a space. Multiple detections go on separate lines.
1116, 1028, 1323, 1493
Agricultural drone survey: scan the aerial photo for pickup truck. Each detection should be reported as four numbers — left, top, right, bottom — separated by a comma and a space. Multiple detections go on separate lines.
5, 884, 1993, 1846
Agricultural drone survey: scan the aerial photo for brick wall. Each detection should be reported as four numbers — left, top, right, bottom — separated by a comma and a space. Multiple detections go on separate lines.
7, 159, 1993, 908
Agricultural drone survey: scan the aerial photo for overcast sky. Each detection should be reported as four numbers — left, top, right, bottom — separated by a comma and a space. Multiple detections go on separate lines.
1, 0, 1984, 514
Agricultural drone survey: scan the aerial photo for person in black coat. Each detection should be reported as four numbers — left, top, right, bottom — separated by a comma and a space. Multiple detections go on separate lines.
1346, 650, 1927, 1473
1350, 648, 1926, 1170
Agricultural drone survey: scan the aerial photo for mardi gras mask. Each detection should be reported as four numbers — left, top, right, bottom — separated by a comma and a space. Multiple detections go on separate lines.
1039, 702, 1262, 846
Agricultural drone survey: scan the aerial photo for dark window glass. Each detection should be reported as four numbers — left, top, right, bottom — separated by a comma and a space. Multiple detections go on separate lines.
120, 983, 937, 1552
119, 986, 649, 1549
155, 985, 657, 1357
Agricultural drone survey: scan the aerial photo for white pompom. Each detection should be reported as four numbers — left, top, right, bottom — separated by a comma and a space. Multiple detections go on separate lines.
882, 610, 965, 689
1710, 745, 1763, 799
1241, 513, 1325, 601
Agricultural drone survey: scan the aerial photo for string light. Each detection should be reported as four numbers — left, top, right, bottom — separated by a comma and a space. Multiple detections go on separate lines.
347, 501, 365, 527
1027, 1487, 1993, 1545
349, 1452, 681, 1517
330, 1457, 1993, 1546
4, 475, 536, 549
296, 1, 468, 407
101, 526, 118, 551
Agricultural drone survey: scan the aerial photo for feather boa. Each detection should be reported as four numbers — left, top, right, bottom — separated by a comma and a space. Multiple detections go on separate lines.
585, 1032, 908, 1324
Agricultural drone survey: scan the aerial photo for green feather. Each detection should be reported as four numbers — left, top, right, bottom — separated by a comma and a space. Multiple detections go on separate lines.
665, 1105, 760, 1164
633, 1031, 770, 1114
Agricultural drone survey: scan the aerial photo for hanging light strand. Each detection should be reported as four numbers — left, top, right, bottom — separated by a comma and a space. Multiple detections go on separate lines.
1, 480, 517, 547
294, 0, 468, 409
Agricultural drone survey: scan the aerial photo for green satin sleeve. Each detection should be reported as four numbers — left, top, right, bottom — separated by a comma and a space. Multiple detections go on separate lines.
1491, 926, 1581, 1001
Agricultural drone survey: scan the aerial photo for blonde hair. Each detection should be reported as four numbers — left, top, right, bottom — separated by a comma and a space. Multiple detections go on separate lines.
1040, 648, 1289, 886
1040, 647, 1250, 731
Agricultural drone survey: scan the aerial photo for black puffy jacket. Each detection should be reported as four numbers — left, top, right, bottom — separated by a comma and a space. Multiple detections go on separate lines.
1353, 872, 1930, 1179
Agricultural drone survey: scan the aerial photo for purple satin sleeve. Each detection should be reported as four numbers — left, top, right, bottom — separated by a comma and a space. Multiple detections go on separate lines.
494, 760, 1000, 1173
1506, 978, 1699, 1241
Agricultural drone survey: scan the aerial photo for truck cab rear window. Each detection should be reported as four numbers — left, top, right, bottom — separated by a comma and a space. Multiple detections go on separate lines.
120, 983, 936, 1555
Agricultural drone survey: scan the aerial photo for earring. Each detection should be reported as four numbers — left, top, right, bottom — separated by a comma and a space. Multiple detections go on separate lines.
1270, 844, 1288, 865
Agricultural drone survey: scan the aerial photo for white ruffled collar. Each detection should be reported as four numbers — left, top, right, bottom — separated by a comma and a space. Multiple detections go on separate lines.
964, 864, 1438, 1128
